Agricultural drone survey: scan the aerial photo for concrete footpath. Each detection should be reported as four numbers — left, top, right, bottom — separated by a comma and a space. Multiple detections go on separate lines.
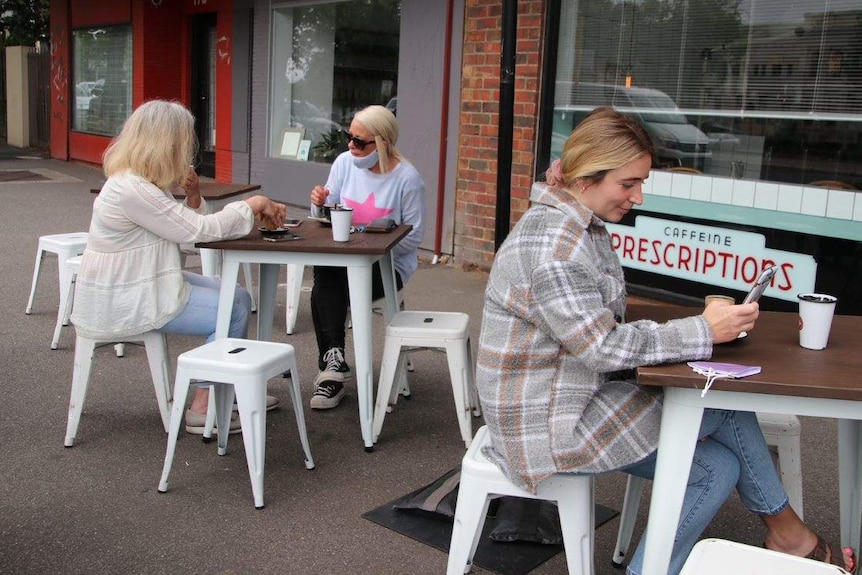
0, 152, 847, 574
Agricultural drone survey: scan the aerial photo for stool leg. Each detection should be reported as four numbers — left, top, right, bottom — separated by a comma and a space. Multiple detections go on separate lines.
613, 474, 646, 567
555, 477, 596, 575
372, 338, 407, 443
203, 386, 216, 441
285, 363, 315, 470
465, 338, 481, 417
55, 249, 73, 329
445, 338, 474, 448
25, 247, 45, 314
446, 488, 492, 575
51, 263, 76, 350
158, 370, 193, 494
285, 264, 303, 335
234, 380, 267, 509
213, 383, 235, 455
64, 336, 97, 447
144, 332, 172, 432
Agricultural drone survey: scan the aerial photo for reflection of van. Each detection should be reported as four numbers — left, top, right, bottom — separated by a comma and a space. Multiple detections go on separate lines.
553, 82, 712, 171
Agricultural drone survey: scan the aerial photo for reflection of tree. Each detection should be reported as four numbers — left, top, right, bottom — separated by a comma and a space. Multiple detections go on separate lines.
0, 0, 49, 46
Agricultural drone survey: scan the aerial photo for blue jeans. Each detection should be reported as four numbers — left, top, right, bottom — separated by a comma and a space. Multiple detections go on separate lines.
159, 271, 252, 342
623, 409, 789, 575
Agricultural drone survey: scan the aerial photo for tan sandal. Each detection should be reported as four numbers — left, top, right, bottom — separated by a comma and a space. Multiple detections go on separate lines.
805, 536, 857, 574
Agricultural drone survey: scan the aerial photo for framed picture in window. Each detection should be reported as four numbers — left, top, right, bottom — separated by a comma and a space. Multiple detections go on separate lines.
279, 127, 305, 159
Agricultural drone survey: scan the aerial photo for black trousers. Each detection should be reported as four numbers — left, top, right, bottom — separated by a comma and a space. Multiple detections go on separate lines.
310, 263, 403, 365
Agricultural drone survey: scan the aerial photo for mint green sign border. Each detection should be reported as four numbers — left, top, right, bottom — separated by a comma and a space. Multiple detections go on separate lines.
637, 196, 862, 242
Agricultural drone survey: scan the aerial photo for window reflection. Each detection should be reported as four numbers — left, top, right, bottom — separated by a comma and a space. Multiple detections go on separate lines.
269, 1, 400, 163
72, 25, 132, 136
552, 0, 862, 188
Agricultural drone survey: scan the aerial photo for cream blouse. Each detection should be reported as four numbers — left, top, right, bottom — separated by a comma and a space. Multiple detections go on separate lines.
71, 172, 254, 339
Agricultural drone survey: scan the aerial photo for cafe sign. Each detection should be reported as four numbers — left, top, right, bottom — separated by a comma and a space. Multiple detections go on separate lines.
607, 216, 817, 302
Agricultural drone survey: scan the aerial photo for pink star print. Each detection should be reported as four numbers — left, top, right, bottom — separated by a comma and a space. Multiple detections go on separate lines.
343, 193, 394, 226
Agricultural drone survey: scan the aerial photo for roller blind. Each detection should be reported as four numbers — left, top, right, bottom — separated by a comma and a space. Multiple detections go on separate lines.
558, 0, 862, 120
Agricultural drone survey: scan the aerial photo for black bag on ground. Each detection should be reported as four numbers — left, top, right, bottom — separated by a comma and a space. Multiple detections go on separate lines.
488, 498, 563, 545
394, 467, 461, 518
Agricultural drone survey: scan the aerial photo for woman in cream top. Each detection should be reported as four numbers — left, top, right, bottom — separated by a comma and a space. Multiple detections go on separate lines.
72, 100, 286, 433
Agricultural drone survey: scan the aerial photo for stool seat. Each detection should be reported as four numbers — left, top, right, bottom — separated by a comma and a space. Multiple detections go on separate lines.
680, 538, 842, 574
386, 310, 470, 339
372, 311, 480, 449
158, 338, 314, 509
447, 426, 595, 574
26, 233, 89, 342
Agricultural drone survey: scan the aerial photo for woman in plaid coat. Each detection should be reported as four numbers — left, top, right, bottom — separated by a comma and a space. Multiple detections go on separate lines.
475, 107, 854, 574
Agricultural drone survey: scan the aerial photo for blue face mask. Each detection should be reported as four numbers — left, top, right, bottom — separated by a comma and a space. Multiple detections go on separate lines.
352, 149, 379, 170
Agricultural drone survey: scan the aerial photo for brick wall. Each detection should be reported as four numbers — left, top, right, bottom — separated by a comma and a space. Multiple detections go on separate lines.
454, 0, 545, 270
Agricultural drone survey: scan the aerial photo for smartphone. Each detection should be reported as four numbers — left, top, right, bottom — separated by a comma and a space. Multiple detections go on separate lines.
742, 265, 778, 304
263, 234, 301, 242
283, 219, 302, 228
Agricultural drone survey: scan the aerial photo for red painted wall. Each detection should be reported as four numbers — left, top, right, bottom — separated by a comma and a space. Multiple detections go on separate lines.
51, 0, 235, 181
49, 0, 69, 160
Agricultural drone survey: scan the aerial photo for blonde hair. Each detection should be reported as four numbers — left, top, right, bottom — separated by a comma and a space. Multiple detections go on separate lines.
546, 106, 653, 188
102, 100, 198, 190
353, 105, 403, 174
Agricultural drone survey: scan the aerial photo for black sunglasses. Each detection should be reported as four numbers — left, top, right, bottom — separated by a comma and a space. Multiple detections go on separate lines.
345, 131, 374, 150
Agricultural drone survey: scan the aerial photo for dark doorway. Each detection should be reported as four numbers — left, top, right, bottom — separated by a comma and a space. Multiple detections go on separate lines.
190, 13, 217, 177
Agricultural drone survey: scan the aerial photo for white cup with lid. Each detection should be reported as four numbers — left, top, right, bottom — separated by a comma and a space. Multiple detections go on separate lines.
797, 293, 838, 350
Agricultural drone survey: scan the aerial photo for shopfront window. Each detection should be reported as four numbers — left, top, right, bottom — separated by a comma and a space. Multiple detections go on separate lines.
550, 0, 862, 189
269, 1, 400, 164
72, 25, 132, 136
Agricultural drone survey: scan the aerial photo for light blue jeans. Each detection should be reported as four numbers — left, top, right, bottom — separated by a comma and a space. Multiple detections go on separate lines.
159, 271, 252, 342
623, 408, 789, 575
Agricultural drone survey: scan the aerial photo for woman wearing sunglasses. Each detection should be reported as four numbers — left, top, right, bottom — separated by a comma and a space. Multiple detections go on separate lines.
308, 104, 425, 410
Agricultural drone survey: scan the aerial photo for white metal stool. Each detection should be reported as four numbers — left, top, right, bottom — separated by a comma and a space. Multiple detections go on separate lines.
372, 311, 480, 449
680, 538, 843, 574
25, 232, 89, 320
64, 330, 172, 447
611, 412, 804, 568
447, 426, 596, 575
158, 338, 315, 509
52, 255, 125, 355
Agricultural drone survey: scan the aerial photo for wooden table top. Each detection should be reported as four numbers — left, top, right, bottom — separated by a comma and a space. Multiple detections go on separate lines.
197, 221, 412, 256
629, 303, 862, 401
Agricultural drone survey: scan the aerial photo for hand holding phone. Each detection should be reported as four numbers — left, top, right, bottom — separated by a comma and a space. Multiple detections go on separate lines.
742, 265, 778, 304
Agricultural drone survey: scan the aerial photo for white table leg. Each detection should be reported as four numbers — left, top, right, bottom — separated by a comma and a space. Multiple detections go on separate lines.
838, 419, 862, 552
346, 263, 375, 451
642, 387, 705, 575
256, 263, 279, 342
215, 259, 240, 339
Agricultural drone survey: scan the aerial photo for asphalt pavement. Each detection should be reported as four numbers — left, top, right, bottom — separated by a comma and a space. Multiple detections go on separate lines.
0, 149, 848, 574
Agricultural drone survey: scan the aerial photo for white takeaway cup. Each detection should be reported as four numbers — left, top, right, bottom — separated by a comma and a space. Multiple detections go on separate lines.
797, 293, 838, 350
330, 207, 353, 242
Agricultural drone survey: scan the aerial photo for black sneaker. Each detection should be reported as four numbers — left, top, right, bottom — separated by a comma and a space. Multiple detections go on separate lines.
310, 381, 346, 410
315, 347, 353, 384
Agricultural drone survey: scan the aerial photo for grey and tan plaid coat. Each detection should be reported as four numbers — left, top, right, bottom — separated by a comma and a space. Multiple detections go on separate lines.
476, 183, 713, 493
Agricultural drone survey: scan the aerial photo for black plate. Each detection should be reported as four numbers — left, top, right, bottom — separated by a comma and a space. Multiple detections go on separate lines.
259, 226, 292, 239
